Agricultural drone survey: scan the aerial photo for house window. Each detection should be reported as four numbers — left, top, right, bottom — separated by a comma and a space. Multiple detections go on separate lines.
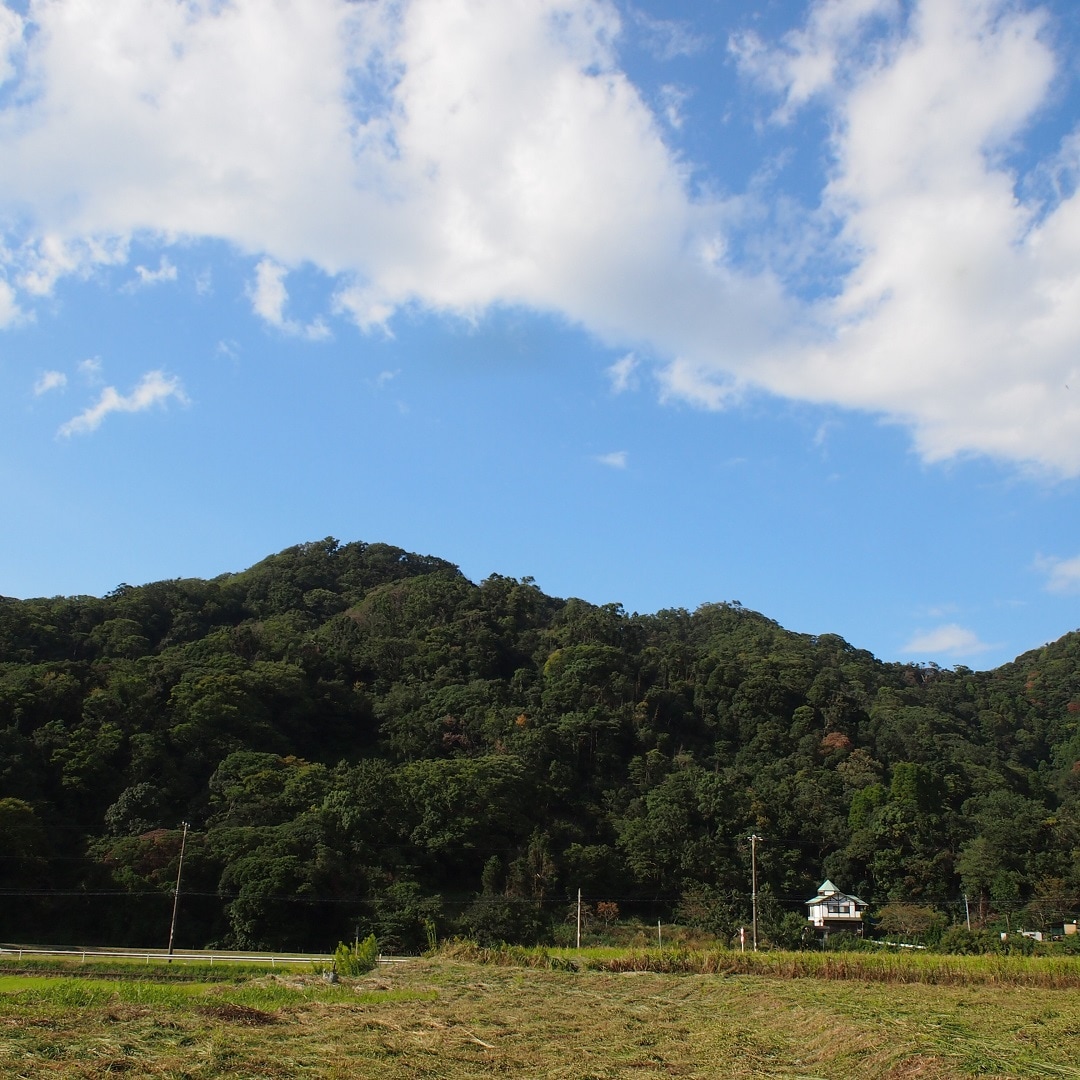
826, 899, 850, 915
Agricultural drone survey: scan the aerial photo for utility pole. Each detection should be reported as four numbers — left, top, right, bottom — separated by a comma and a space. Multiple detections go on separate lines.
576, 888, 582, 949
964, 894, 971, 932
749, 834, 763, 952
167, 822, 189, 962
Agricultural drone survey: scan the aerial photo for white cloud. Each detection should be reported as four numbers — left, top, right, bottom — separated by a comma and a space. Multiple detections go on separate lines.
58, 370, 188, 437
131, 256, 177, 288
0, 277, 19, 327
17, 234, 128, 296
631, 9, 708, 62
78, 357, 102, 381
1, 0, 1079, 474
732, 0, 896, 122
0, 0, 775, 350
924, 602, 959, 619
33, 370, 67, 395
657, 84, 688, 130
0, 4, 24, 84
249, 259, 290, 326
249, 259, 330, 341
595, 450, 628, 468
901, 623, 995, 658
1035, 553, 1080, 594
657, 357, 740, 410
305, 317, 331, 342
812, 420, 836, 448
606, 353, 638, 393
725, 0, 1080, 475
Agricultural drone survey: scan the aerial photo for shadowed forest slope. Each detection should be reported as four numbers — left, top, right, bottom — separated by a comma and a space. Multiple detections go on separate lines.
1, 539, 1078, 950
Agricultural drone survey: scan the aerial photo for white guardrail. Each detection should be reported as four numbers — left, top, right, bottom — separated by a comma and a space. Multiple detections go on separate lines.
0, 946, 410, 966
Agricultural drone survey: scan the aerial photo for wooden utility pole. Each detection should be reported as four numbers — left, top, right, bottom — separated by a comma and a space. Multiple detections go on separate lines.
167, 822, 189, 961
749, 834, 763, 952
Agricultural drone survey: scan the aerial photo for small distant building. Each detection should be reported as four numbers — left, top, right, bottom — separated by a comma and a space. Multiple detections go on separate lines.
806, 880, 867, 934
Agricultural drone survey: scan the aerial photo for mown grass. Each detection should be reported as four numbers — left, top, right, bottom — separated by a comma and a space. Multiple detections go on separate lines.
1, 955, 1078, 1077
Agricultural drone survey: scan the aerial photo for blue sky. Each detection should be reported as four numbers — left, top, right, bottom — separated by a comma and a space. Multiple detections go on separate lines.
1, 0, 1079, 669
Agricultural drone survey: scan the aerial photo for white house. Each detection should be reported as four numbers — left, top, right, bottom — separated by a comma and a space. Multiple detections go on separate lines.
805, 879, 867, 933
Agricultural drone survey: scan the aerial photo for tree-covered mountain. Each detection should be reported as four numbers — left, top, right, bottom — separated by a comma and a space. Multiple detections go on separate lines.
1, 538, 1078, 951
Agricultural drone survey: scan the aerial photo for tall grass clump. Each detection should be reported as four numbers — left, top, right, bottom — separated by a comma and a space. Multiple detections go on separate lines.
440, 940, 1080, 988
438, 939, 580, 970
587, 949, 1080, 987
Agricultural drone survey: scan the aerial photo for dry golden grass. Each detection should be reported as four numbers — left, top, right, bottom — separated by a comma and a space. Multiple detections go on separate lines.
1, 958, 1079, 1078
441, 941, 1080, 989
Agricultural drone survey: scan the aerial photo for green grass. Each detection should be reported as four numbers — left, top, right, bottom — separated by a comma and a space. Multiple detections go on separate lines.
0, 975, 421, 1008
1, 955, 1078, 1077
0, 953, 316, 982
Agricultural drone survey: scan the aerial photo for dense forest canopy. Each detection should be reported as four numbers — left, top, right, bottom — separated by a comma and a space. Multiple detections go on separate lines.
1, 538, 1078, 951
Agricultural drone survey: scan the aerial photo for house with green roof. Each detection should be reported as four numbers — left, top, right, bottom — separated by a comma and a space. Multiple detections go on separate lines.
806, 880, 867, 934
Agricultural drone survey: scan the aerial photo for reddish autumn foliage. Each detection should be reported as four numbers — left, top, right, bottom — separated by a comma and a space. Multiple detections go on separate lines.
821, 731, 853, 752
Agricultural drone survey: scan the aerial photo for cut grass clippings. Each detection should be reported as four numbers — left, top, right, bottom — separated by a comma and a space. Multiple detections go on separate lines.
1, 955, 1079, 1078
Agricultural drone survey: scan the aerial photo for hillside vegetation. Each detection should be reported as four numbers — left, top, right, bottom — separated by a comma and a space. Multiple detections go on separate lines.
1, 538, 1078, 951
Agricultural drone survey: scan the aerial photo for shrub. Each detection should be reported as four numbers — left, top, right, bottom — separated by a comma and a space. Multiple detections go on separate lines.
823, 931, 875, 952
1058, 933, 1080, 955
460, 897, 550, 946
935, 927, 1002, 955
334, 935, 379, 977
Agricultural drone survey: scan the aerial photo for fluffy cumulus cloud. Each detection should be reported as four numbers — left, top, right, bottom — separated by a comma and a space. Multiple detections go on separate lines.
1035, 553, 1080, 594
732, 0, 1080, 472
248, 259, 329, 340
901, 623, 995, 659
59, 371, 188, 437
731, 0, 895, 122
1, 0, 1079, 471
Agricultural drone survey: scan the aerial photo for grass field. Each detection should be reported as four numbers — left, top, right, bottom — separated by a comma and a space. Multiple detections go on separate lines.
441, 941, 1080, 988
1, 954, 1079, 1078
0, 955, 320, 983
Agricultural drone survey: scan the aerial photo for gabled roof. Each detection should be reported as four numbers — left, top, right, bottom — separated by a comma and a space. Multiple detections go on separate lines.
806, 879, 867, 907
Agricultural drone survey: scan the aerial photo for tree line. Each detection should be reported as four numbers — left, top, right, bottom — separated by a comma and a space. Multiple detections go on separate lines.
1, 538, 1078, 951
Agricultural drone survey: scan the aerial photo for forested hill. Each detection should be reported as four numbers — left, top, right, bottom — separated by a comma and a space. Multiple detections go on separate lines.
1, 538, 1078, 951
